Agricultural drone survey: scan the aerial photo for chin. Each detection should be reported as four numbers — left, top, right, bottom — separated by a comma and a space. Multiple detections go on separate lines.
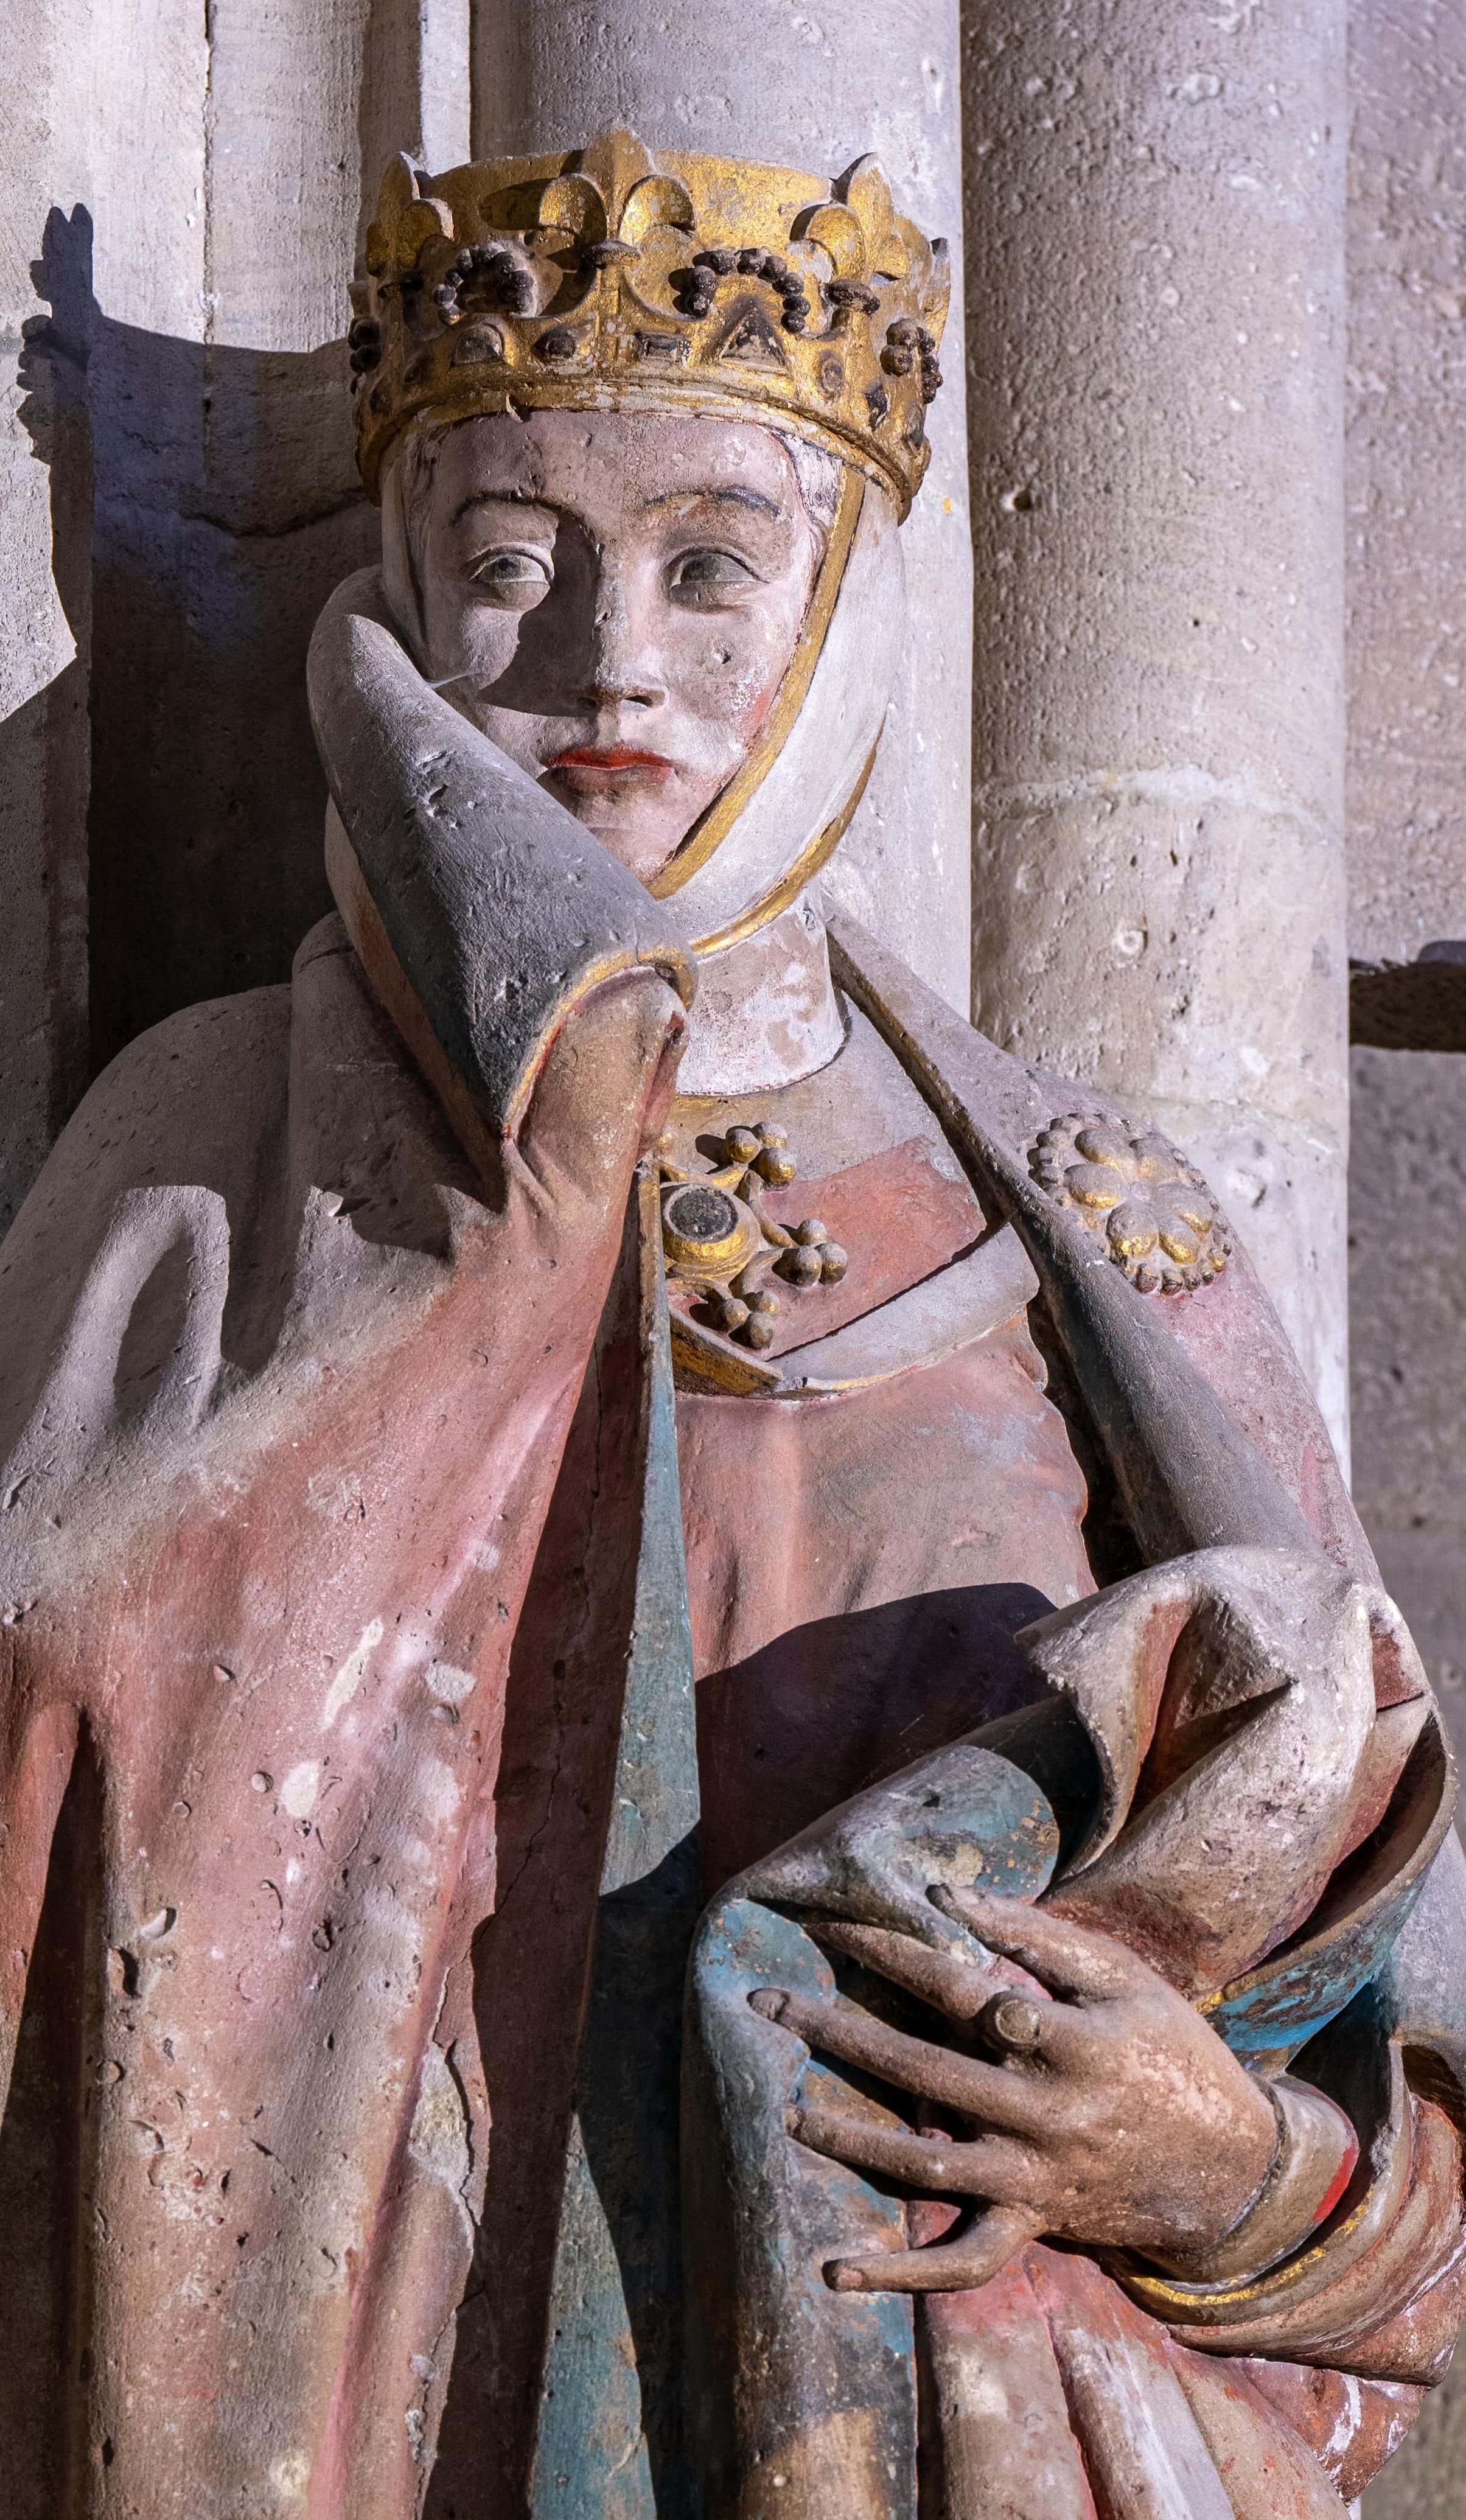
542, 775, 688, 882
574, 807, 684, 885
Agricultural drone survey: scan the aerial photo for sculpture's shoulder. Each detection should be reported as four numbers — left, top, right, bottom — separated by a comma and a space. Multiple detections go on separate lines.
0, 977, 295, 1471
0, 917, 372, 1285
826, 908, 1372, 1580
2, 979, 294, 1272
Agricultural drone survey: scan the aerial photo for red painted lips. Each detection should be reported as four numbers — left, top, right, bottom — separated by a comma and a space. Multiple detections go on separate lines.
546, 745, 675, 778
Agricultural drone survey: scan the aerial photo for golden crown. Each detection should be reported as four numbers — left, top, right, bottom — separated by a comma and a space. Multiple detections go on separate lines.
351, 127, 949, 515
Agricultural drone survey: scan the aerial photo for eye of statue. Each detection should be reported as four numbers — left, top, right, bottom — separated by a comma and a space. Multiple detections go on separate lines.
668, 547, 760, 606
467, 548, 553, 607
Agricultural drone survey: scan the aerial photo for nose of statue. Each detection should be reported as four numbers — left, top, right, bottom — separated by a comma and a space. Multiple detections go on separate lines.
574, 587, 665, 716
572, 671, 666, 710
575, 576, 666, 710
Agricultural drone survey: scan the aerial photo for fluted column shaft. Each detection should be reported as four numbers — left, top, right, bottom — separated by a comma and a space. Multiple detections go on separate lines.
963, 0, 1349, 1443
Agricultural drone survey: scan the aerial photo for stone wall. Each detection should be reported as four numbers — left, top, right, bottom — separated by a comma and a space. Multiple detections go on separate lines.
0, 0, 473, 1234
1346, 0, 1466, 1875
1350, 0, 1466, 2502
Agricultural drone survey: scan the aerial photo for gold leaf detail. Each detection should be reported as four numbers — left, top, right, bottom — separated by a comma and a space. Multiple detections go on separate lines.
1031, 1114, 1231, 1297
620, 174, 696, 242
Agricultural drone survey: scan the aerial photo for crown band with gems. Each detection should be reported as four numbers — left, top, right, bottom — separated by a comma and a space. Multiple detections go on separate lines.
350, 126, 950, 515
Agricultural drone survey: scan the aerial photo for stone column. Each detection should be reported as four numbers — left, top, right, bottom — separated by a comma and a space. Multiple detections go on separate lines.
471, 0, 973, 1014
0, 0, 203, 1227
962, 1, 1350, 1447
1347, 0, 1466, 963
83, 0, 471, 1070
4, 0, 474, 1153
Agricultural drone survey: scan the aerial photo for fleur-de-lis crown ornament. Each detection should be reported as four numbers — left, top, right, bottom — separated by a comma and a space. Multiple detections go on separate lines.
349, 126, 949, 514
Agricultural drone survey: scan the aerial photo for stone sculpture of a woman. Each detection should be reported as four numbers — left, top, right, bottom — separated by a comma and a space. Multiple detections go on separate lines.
0, 125, 1463, 2520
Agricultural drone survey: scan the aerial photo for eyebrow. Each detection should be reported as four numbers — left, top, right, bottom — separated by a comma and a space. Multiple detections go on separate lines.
447, 480, 785, 531
449, 487, 548, 527
645, 484, 783, 519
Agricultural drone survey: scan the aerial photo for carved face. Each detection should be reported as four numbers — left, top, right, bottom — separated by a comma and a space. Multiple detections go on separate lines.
403, 410, 825, 884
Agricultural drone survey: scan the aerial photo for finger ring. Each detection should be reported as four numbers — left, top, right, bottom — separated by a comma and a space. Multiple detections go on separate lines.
977, 1993, 1043, 2056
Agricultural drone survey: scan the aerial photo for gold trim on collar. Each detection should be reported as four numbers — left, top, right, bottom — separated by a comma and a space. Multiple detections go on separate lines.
688, 733, 881, 959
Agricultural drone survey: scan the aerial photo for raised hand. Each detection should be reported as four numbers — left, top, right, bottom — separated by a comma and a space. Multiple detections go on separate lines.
748, 1885, 1278, 2294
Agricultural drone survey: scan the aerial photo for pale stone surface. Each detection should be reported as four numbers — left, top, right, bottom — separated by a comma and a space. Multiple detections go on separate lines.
962, 2, 1350, 1450
1347, 0, 1466, 964
205, 0, 467, 354
471, 0, 974, 1016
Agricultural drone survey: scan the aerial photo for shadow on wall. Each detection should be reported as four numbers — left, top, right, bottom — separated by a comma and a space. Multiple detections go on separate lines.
19, 205, 380, 1078
1348, 1040, 1466, 1786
